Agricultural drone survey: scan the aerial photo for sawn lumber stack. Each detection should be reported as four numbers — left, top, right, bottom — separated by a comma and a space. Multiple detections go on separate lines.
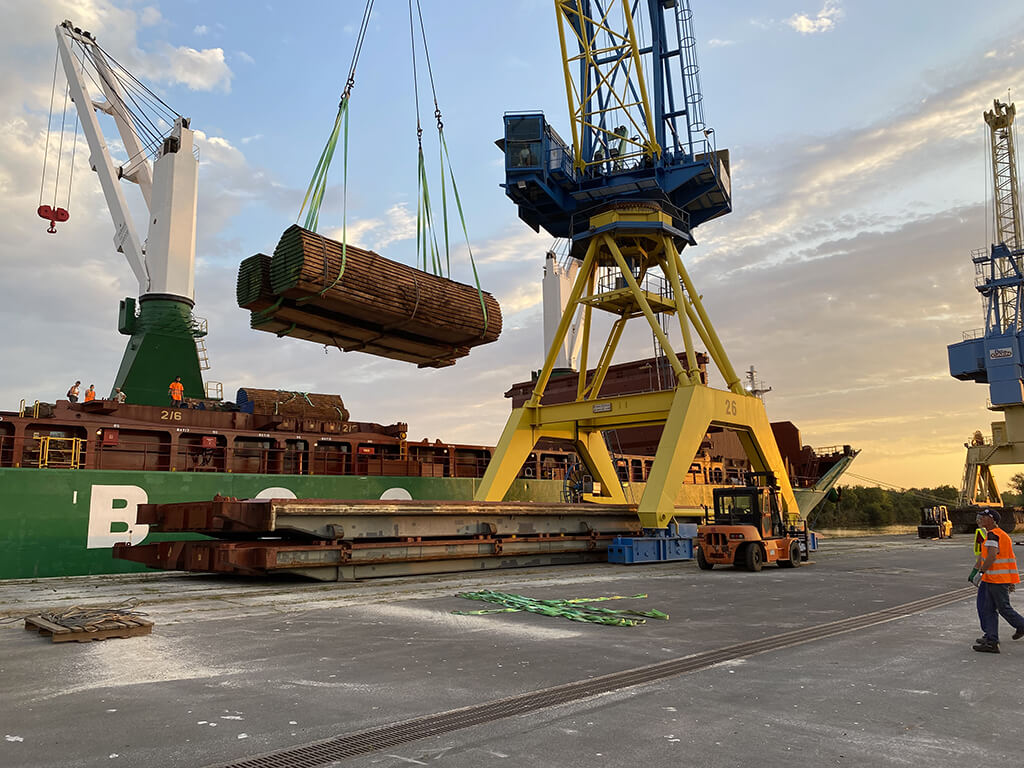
237, 225, 502, 368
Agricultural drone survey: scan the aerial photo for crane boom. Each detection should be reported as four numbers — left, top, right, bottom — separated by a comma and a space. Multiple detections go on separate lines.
55, 22, 149, 292
54, 20, 199, 301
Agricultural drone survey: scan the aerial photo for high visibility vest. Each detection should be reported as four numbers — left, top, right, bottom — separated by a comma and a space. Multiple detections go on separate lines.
974, 528, 987, 557
169, 381, 184, 401
84, 389, 95, 402
982, 527, 1021, 585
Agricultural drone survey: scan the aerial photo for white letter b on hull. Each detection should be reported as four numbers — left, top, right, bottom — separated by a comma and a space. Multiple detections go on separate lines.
87, 485, 150, 549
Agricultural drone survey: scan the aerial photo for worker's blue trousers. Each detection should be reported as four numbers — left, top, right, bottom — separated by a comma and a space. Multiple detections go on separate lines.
977, 581, 1024, 642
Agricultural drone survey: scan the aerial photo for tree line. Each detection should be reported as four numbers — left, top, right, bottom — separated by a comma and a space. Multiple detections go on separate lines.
806, 485, 1024, 529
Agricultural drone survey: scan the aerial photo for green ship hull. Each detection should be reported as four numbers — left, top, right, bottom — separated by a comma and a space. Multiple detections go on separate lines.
0, 468, 563, 580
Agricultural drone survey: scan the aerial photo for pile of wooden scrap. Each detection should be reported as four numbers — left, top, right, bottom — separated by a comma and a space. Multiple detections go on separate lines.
235, 388, 350, 422
237, 225, 502, 368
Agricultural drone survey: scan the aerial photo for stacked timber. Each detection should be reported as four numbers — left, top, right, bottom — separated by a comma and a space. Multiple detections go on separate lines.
237, 225, 502, 368
236, 253, 275, 313
236, 388, 350, 422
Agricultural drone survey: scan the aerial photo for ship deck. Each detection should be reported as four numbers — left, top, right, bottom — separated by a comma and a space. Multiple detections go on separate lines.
0, 535, 1020, 768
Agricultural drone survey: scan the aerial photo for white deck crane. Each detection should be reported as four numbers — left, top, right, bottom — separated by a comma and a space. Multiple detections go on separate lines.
53, 20, 207, 405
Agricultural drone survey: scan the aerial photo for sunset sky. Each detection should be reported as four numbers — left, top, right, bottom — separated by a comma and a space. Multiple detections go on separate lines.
2, 0, 1024, 490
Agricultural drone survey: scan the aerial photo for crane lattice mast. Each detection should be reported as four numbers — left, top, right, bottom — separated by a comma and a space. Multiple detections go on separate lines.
948, 99, 1024, 507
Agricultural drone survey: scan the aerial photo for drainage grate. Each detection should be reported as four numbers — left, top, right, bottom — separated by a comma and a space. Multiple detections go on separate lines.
213, 587, 974, 768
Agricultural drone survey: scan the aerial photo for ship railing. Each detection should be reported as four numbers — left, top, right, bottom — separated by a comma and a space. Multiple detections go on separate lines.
37, 436, 86, 469
961, 328, 985, 341
17, 400, 41, 418
811, 444, 854, 458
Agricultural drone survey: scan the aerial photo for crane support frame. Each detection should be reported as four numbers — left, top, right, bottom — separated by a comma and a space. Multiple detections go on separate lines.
474, 205, 799, 526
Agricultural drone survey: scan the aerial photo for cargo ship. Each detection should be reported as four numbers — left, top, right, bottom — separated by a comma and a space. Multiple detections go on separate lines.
0, 351, 855, 580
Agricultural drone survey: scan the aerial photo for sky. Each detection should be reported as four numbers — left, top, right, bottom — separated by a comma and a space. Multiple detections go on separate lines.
1, 0, 1024, 491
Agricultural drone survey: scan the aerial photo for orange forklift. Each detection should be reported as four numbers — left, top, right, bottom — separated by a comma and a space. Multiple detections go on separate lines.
696, 472, 810, 572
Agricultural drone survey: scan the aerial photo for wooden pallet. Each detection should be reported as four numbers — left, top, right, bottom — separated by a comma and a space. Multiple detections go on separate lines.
24, 615, 153, 643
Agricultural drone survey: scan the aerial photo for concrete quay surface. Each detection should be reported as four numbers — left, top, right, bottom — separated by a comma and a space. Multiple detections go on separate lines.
1, 535, 1022, 768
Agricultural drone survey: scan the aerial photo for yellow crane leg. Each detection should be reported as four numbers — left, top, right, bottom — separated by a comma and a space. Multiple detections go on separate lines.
575, 428, 628, 504
637, 385, 798, 528
475, 407, 627, 503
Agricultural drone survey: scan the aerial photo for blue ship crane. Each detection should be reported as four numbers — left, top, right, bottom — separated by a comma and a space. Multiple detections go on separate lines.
476, 1, 813, 529
948, 100, 1024, 507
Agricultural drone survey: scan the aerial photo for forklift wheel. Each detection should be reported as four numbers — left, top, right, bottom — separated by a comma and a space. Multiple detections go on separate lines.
744, 543, 763, 572
696, 547, 714, 570
779, 540, 801, 568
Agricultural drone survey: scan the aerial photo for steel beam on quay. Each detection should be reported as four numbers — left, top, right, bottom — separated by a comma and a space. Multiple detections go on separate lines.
135, 498, 645, 540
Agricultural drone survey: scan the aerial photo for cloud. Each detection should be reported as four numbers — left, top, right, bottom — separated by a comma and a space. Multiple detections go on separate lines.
152, 44, 233, 92
236, 50, 255, 65
707, 39, 735, 48
194, 24, 209, 36
140, 7, 162, 26
327, 202, 417, 251
787, 1, 843, 35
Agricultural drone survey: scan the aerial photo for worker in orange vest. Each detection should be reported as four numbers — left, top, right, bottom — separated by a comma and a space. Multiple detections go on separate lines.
168, 376, 184, 408
971, 508, 1024, 653
83, 384, 96, 402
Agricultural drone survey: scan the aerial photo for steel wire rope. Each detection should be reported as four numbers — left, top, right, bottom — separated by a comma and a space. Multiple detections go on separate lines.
76, 44, 164, 157
407, 0, 442, 276
298, 0, 376, 302
38, 47, 60, 208
412, 0, 489, 333
51, 80, 71, 208
99, 45, 181, 122
88, 39, 181, 149
79, 44, 164, 147
65, 113, 80, 210
79, 43, 168, 177
841, 471, 960, 507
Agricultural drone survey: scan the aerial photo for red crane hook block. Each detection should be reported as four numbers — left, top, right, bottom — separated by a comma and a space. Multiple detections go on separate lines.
37, 204, 70, 234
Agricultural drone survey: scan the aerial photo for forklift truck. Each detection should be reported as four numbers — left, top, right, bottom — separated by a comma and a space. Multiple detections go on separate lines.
696, 472, 810, 572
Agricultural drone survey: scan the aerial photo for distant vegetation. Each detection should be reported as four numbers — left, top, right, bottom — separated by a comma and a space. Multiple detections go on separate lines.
808, 475, 1024, 529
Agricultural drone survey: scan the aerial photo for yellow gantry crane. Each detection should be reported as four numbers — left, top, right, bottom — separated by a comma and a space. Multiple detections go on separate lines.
476, 0, 800, 528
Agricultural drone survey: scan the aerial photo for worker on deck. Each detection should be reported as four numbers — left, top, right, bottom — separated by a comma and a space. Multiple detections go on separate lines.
168, 376, 184, 408
66, 381, 80, 403
83, 385, 96, 402
114, 387, 127, 404
971, 509, 1024, 653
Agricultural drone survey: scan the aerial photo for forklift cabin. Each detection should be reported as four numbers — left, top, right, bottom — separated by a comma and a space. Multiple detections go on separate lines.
696, 472, 808, 572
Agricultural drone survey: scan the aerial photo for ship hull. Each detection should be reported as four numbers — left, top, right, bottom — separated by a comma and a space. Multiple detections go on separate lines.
0, 468, 563, 580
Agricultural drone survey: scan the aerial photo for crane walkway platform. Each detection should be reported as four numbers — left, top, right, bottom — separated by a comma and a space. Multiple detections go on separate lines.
0, 535, 1020, 767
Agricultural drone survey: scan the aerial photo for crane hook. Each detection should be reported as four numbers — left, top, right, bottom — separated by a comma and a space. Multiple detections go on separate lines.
37, 204, 70, 234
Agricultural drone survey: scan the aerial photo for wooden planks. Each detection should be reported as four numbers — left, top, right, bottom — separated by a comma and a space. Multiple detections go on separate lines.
24, 614, 154, 643
238, 225, 502, 368
235, 388, 350, 422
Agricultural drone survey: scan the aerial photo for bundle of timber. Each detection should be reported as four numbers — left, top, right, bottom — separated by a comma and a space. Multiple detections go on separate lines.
236, 253, 274, 312
236, 387, 350, 422
239, 225, 502, 368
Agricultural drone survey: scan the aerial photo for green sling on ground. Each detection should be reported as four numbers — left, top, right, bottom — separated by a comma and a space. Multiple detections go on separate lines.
453, 590, 669, 627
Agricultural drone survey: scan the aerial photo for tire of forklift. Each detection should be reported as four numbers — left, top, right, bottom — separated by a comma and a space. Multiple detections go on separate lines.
778, 540, 801, 568
696, 546, 714, 570
744, 543, 764, 572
